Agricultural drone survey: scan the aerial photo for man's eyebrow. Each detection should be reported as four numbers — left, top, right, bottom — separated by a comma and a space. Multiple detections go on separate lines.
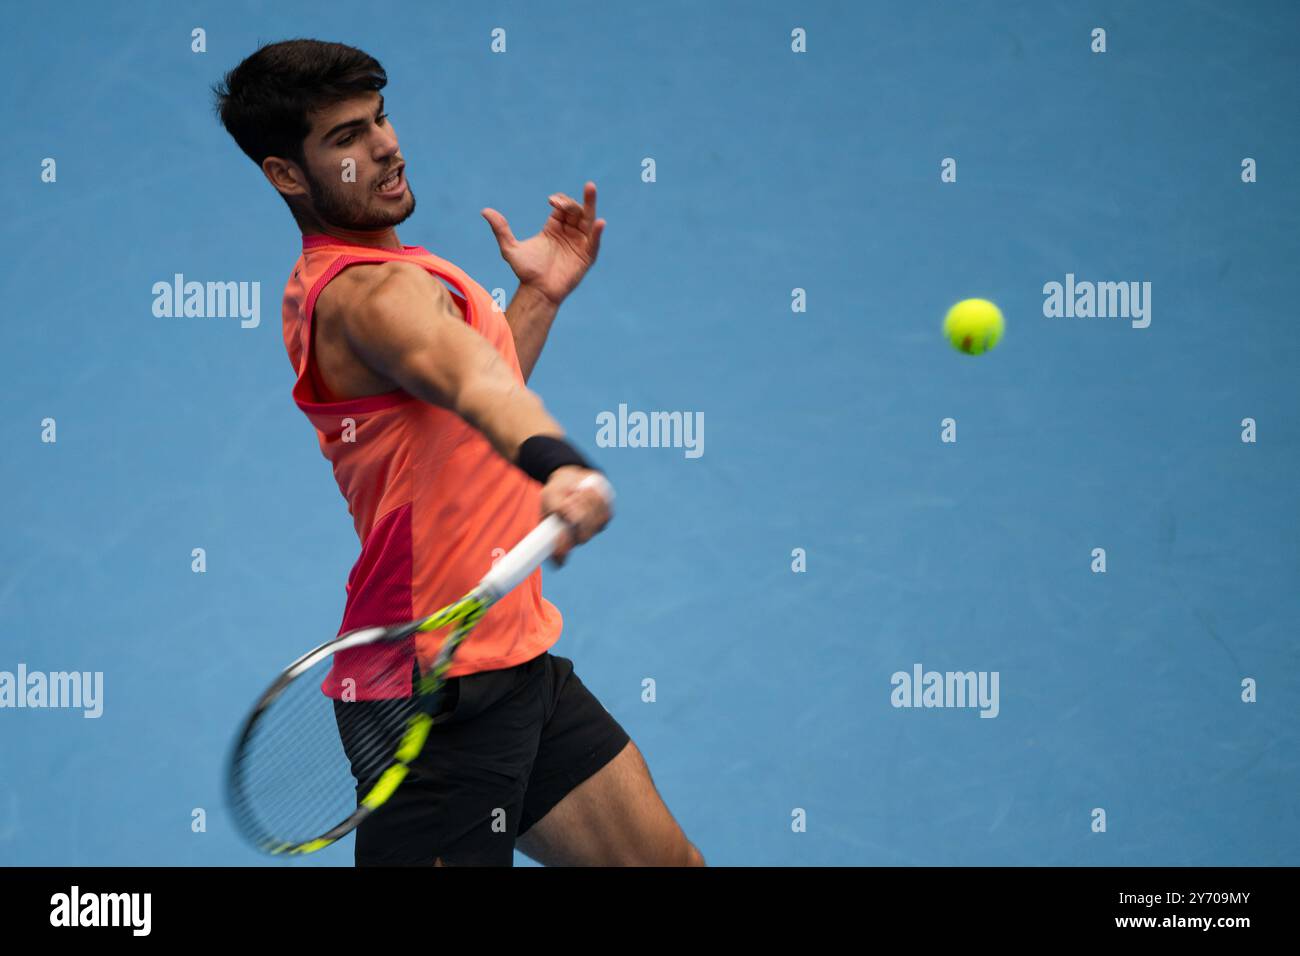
319, 96, 386, 142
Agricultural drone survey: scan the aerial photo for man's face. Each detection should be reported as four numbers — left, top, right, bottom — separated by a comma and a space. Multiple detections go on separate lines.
296, 91, 415, 230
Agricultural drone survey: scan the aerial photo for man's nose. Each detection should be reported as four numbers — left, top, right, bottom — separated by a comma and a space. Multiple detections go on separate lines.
374, 122, 399, 157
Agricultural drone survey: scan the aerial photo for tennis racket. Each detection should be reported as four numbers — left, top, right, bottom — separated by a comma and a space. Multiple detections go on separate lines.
226, 472, 612, 856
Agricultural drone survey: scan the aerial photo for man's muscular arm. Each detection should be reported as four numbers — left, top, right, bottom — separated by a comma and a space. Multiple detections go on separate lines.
329, 261, 562, 460
319, 260, 610, 557
504, 283, 559, 383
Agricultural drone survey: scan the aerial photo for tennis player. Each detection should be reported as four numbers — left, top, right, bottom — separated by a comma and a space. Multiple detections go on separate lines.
214, 39, 703, 867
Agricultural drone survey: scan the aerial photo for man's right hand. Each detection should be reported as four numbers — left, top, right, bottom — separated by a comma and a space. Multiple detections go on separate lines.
540, 466, 613, 565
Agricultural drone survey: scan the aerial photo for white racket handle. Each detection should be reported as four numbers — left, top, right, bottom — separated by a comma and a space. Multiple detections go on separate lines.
478, 473, 613, 604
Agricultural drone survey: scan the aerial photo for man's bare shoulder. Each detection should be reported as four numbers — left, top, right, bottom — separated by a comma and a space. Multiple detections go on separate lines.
317, 259, 444, 320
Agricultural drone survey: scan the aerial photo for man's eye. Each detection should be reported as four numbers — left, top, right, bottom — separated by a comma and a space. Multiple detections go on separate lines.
377, 113, 389, 125
338, 133, 355, 146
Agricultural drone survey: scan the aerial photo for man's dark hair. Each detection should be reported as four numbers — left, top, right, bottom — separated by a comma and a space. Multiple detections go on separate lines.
213, 39, 387, 167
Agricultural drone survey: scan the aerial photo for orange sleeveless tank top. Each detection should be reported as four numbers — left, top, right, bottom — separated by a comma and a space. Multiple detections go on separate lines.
281, 234, 562, 697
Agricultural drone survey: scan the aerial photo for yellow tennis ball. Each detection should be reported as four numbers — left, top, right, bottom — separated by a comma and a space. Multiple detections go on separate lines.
943, 298, 1004, 355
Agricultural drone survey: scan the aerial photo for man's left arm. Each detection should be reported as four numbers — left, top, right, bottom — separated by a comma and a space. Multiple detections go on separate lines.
504, 282, 560, 382
483, 181, 605, 382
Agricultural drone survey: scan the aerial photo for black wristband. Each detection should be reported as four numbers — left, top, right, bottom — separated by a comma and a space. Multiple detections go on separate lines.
516, 435, 597, 484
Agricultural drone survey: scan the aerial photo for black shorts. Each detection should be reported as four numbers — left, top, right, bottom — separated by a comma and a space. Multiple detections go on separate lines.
334, 651, 630, 866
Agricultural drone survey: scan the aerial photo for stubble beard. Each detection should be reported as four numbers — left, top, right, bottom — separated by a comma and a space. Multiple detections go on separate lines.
304, 167, 416, 231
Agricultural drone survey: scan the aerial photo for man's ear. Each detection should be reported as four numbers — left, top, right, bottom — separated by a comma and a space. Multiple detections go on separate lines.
262, 156, 308, 200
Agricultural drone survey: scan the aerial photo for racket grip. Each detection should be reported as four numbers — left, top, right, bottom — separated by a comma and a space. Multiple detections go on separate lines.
479, 473, 613, 604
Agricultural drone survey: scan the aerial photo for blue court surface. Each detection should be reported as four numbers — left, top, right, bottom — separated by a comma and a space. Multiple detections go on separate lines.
1, 1, 1296, 866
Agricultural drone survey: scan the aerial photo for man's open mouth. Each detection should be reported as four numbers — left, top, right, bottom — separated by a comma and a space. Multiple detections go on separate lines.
375, 166, 405, 194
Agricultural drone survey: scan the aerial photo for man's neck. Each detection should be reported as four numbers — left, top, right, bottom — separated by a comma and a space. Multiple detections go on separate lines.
294, 210, 404, 251
309, 224, 403, 251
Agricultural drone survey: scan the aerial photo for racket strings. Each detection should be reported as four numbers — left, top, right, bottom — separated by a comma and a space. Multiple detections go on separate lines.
230, 645, 443, 849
